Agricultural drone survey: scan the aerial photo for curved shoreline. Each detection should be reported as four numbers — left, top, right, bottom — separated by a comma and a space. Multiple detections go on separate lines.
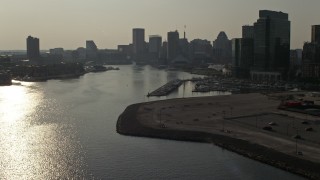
117, 103, 320, 180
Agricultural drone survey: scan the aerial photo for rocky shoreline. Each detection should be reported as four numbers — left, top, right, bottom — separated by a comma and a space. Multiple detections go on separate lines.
117, 103, 320, 180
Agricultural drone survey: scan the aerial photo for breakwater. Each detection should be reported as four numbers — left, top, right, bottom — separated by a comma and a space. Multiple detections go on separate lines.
147, 79, 183, 97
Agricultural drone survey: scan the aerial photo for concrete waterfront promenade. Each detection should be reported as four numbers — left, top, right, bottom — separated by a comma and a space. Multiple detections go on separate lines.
117, 93, 320, 180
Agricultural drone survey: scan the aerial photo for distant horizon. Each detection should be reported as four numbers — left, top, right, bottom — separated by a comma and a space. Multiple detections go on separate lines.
1, 0, 320, 50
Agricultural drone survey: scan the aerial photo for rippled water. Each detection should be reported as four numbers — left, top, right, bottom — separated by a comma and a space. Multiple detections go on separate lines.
0, 65, 306, 179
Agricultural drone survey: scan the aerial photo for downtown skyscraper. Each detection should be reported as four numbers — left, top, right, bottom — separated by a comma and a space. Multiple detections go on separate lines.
302, 25, 320, 78
132, 28, 146, 63
86, 40, 98, 60
167, 31, 180, 63
312, 25, 320, 44
252, 10, 290, 80
27, 36, 40, 60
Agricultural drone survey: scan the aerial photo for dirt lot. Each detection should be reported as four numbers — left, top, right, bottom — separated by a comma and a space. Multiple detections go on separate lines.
137, 93, 320, 163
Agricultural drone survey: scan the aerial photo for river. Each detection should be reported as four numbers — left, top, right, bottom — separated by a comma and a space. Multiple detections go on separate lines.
0, 65, 305, 179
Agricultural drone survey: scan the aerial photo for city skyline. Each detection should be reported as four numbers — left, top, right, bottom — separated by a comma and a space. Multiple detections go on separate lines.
0, 0, 319, 50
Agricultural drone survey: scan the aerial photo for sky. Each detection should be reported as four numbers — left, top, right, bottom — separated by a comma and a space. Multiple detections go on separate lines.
0, 0, 319, 50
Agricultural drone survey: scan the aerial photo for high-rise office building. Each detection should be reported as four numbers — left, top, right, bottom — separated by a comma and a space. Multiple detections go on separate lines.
49, 48, 64, 55
27, 36, 40, 60
149, 35, 162, 54
302, 25, 320, 78
167, 31, 180, 62
189, 39, 212, 55
148, 35, 162, 63
242, 25, 254, 39
86, 41, 97, 51
76, 47, 87, 61
132, 28, 146, 63
252, 10, 290, 80
232, 37, 254, 78
241, 38, 254, 68
232, 25, 255, 78
86, 40, 98, 60
118, 44, 133, 57
159, 41, 168, 64
312, 25, 320, 44
178, 29, 189, 58
132, 28, 146, 55
232, 38, 241, 71
212, 31, 232, 63
188, 39, 211, 64
179, 39, 189, 59
302, 43, 320, 78
290, 49, 302, 67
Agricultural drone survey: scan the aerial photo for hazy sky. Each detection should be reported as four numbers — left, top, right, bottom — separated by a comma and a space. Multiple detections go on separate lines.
0, 0, 319, 50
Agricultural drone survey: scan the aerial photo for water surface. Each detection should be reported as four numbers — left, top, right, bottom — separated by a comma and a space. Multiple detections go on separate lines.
0, 65, 305, 179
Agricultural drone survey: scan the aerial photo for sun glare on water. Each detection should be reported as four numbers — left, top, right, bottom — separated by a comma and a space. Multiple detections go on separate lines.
0, 84, 35, 122
0, 83, 43, 178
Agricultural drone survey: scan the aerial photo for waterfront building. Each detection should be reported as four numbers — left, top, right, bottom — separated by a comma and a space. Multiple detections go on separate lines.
172, 55, 189, 66
232, 38, 242, 77
86, 40, 98, 61
97, 49, 129, 64
232, 25, 255, 79
290, 49, 302, 67
302, 26, 320, 79
312, 25, 320, 44
49, 48, 64, 56
62, 50, 76, 62
0, 56, 12, 70
179, 38, 189, 59
241, 38, 255, 74
148, 35, 162, 64
167, 31, 180, 63
232, 38, 254, 78
242, 25, 254, 39
302, 43, 320, 78
118, 44, 133, 60
212, 31, 232, 64
76, 47, 87, 61
48, 48, 64, 62
189, 39, 212, 64
288, 49, 302, 79
251, 10, 291, 81
132, 28, 146, 63
27, 36, 40, 60
159, 41, 168, 64
132, 28, 146, 54
148, 35, 162, 54
179, 29, 189, 60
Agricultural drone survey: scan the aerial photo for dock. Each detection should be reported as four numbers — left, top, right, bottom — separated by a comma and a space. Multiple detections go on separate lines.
147, 79, 183, 97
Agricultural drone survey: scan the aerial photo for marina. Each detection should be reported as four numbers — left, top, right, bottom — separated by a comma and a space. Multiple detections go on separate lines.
192, 77, 299, 93
147, 76, 301, 97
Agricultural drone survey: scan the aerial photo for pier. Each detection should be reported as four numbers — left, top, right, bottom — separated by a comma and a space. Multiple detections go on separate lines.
147, 79, 183, 97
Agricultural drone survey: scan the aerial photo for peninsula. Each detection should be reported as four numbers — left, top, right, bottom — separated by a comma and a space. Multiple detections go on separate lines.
117, 93, 320, 180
